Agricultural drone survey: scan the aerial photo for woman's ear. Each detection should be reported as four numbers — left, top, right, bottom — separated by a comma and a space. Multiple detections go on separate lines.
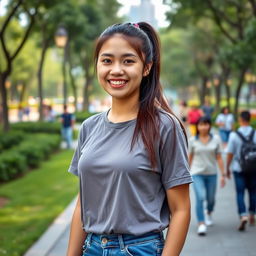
143, 62, 153, 77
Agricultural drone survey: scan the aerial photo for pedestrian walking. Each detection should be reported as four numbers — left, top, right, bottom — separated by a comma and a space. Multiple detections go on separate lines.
17, 104, 23, 122
67, 22, 192, 256
215, 106, 234, 147
201, 98, 214, 120
188, 116, 226, 236
61, 105, 75, 149
187, 105, 202, 136
226, 110, 256, 231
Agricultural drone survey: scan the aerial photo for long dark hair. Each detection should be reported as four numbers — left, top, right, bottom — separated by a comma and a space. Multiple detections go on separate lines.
94, 22, 187, 167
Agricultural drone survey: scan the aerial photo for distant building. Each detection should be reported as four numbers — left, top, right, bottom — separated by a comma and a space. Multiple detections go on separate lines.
128, 0, 158, 29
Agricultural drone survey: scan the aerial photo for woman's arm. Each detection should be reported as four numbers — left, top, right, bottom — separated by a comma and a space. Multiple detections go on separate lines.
67, 193, 87, 256
216, 153, 226, 188
162, 184, 191, 256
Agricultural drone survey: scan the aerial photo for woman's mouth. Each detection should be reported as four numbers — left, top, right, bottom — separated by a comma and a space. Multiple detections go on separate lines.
108, 79, 128, 88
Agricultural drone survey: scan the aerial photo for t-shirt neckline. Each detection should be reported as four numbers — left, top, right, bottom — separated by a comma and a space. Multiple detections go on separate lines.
104, 109, 137, 129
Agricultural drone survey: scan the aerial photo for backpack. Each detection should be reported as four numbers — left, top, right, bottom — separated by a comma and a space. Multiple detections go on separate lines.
236, 129, 256, 174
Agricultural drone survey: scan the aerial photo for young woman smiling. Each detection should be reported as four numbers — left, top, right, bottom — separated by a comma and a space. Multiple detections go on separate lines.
67, 22, 192, 256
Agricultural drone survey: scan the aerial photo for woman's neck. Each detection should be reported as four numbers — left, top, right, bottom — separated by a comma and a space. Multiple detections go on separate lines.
108, 97, 139, 123
199, 133, 209, 138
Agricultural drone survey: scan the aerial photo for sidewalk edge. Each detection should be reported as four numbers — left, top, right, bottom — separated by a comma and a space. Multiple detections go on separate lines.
24, 196, 77, 256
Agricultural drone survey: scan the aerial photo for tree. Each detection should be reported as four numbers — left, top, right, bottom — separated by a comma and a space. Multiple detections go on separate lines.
165, 0, 256, 117
0, 0, 38, 131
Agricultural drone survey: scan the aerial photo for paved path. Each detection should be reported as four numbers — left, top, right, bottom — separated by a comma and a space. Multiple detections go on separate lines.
24, 173, 256, 256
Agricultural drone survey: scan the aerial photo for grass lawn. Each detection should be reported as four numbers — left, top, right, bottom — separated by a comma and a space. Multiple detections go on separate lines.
0, 150, 78, 256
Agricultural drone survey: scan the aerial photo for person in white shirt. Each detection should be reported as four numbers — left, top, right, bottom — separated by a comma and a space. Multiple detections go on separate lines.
215, 106, 234, 147
189, 116, 226, 236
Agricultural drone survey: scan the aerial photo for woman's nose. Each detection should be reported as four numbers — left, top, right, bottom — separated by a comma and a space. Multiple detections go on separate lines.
110, 63, 124, 75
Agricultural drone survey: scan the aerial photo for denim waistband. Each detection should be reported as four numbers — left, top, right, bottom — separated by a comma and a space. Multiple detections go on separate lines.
85, 231, 164, 250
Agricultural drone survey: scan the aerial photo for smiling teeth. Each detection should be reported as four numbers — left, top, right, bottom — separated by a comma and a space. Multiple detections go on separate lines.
110, 80, 126, 85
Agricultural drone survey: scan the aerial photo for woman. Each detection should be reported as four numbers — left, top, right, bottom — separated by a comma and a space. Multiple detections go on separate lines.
215, 106, 234, 146
67, 22, 192, 256
189, 116, 226, 236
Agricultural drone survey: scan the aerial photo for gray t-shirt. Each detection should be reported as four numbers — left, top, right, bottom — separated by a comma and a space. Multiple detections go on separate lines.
188, 135, 222, 175
226, 126, 256, 172
68, 109, 192, 235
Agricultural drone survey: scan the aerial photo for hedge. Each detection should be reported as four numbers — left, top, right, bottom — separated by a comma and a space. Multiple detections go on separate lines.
0, 130, 25, 152
0, 133, 61, 182
11, 121, 61, 134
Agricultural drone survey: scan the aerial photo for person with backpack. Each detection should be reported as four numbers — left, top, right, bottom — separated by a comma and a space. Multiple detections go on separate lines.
226, 110, 256, 231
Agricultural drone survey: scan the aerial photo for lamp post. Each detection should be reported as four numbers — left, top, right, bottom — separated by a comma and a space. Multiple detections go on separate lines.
55, 26, 68, 105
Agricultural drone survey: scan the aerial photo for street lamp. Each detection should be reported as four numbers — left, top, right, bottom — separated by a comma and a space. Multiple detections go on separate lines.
55, 26, 68, 105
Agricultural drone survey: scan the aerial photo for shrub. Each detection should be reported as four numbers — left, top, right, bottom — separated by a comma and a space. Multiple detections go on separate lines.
11, 122, 61, 134
0, 151, 27, 181
0, 131, 25, 152
0, 134, 61, 182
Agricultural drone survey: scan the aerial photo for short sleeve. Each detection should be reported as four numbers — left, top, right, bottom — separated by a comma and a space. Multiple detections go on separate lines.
68, 122, 86, 176
188, 137, 195, 154
215, 135, 222, 155
160, 116, 193, 190
215, 114, 221, 124
226, 131, 236, 154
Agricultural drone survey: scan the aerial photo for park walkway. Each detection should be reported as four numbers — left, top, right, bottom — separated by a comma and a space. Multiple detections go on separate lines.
24, 168, 256, 256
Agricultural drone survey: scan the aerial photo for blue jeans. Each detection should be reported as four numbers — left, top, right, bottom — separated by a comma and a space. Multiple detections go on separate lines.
219, 129, 231, 143
82, 231, 165, 256
192, 174, 217, 222
61, 127, 73, 148
233, 172, 256, 216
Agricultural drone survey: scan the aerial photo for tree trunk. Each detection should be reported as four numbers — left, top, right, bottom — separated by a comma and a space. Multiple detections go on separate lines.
37, 37, 50, 121
0, 72, 10, 131
234, 68, 247, 119
213, 81, 222, 113
67, 46, 77, 112
200, 77, 208, 105
19, 83, 26, 104
83, 77, 92, 111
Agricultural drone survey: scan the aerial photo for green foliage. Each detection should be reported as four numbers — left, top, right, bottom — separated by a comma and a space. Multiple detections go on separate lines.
0, 130, 25, 152
0, 133, 61, 182
11, 121, 61, 134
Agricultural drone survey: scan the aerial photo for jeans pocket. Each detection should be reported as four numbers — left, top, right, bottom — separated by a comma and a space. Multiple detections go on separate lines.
124, 239, 159, 256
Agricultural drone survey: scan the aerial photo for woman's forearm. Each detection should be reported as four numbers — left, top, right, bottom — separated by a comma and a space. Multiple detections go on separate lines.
162, 209, 191, 256
67, 195, 87, 256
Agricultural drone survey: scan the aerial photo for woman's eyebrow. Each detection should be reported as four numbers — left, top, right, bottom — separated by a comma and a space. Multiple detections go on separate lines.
100, 53, 138, 58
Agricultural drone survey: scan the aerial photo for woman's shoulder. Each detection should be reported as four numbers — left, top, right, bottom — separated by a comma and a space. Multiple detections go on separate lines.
80, 112, 105, 129
158, 109, 182, 130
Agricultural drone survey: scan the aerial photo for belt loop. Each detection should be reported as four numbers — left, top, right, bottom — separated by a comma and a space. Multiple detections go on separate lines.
86, 233, 93, 246
118, 234, 125, 250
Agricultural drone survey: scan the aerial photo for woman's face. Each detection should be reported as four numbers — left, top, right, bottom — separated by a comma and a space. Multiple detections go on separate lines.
97, 34, 150, 101
224, 108, 229, 114
197, 122, 210, 134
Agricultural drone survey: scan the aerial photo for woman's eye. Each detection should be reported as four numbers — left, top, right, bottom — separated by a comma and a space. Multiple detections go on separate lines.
102, 59, 111, 64
124, 59, 135, 64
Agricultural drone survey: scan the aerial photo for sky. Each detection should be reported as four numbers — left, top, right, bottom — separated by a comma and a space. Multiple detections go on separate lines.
117, 0, 171, 28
